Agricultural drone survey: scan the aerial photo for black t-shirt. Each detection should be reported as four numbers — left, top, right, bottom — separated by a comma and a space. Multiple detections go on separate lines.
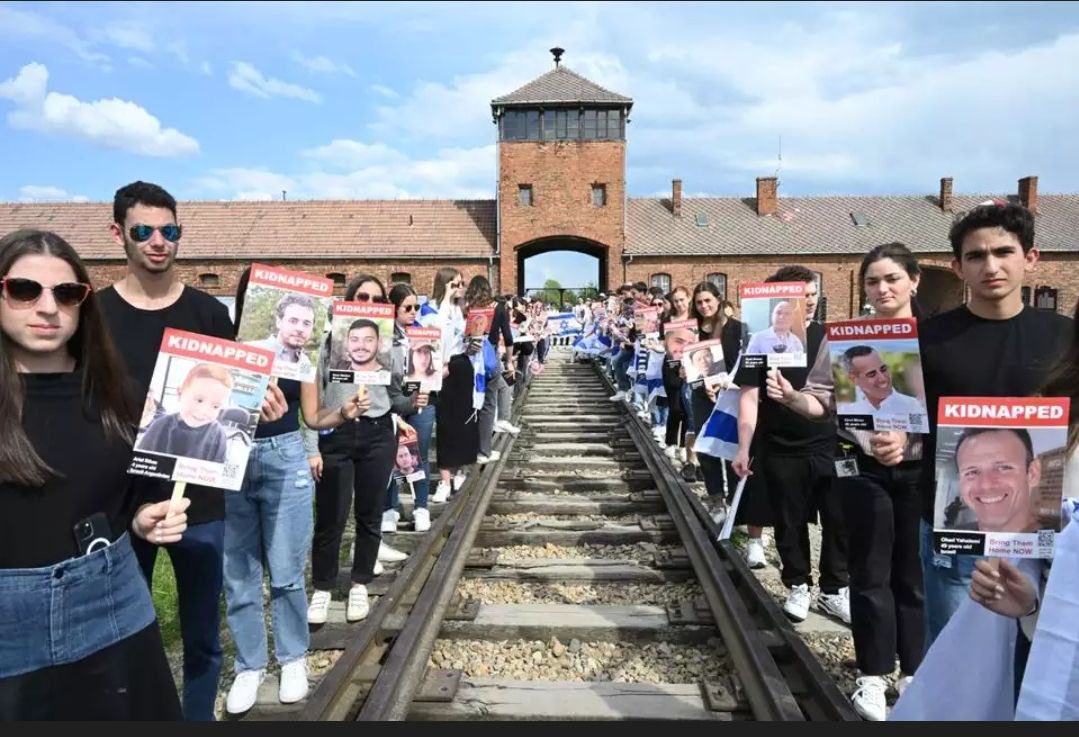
735, 321, 834, 456
0, 372, 142, 568
97, 285, 235, 525
255, 378, 301, 439
919, 305, 1072, 523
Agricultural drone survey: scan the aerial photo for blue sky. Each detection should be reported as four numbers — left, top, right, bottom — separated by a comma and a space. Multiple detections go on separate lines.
3, 1, 1079, 287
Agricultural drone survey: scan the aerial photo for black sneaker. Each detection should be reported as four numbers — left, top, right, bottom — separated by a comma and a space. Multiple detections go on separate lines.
681, 463, 698, 482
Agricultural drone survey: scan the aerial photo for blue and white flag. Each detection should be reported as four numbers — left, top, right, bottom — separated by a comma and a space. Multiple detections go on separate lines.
547, 312, 583, 338
693, 385, 740, 461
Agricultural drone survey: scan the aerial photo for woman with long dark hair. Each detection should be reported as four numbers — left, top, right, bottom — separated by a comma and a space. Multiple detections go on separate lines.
304, 274, 417, 626
768, 243, 926, 720
419, 267, 477, 499
382, 282, 435, 533
0, 230, 186, 719
221, 267, 320, 714
465, 275, 516, 463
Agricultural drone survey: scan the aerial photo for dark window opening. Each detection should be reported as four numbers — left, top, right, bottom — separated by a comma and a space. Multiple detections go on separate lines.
651, 273, 672, 293
390, 272, 411, 285
197, 272, 220, 289
591, 184, 607, 207
518, 184, 533, 207
706, 272, 727, 299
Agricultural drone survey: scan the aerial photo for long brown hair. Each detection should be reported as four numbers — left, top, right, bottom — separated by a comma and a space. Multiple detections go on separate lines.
464, 275, 493, 309
431, 267, 461, 306
690, 281, 726, 338
1040, 297, 1079, 453
0, 229, 136, 486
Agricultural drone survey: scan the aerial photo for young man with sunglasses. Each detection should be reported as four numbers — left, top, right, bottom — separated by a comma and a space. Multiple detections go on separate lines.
97, 181, 286, 720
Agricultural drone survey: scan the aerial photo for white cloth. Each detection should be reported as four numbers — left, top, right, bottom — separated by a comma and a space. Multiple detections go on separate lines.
744, 326, 804, 356
837, 389, 926, 420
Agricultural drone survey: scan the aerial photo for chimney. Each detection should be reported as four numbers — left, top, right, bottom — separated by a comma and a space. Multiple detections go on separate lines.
1018, 175, 1038, 213
939, 177, 953, 212
672, 179, 682, 218
756, 177, 777, 217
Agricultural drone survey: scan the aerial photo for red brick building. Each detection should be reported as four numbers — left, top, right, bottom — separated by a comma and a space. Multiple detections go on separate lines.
2, 52, 1077, 319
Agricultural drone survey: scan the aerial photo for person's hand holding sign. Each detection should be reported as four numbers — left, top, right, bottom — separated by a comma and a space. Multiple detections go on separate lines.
339, 385, 371, 421
765, 368, 798, 406
969, 558, 1037, 618
133, 498, 190, 545
869, 431, 906, 467
259, 382, 287, 423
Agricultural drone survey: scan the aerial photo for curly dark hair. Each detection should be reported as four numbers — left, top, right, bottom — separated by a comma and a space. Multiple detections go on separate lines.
948, 202, 1035, 258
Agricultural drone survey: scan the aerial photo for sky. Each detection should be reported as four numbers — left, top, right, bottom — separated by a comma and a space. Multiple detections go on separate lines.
3, 1, 1079, 287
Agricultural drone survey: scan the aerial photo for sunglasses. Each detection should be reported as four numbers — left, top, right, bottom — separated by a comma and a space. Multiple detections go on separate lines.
1, 277, 92, 308
354, 293, 389, 304
449, 281, 464, 288
128, 224, 182, 242
401, 304, 419, 312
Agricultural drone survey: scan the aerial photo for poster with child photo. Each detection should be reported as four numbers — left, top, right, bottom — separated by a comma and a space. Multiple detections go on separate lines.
235, 263, 334, 383
129, 329, 273, 491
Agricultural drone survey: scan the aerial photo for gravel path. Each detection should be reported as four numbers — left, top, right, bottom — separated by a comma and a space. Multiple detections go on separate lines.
488, 513, 642, 524
456, 580, 703, 606
476, 543, 681, 562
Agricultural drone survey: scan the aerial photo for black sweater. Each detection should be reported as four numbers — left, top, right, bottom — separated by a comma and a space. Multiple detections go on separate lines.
136, 413, 228, 463
0, 372, 141, 569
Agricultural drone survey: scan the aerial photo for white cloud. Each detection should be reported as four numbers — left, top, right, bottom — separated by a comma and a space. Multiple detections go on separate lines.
291, 52, 355, 76
0, 63, 200, 157
95, 21, 154, 54
128, 56, 155, 70
0, 5, 109, 64
201, 61, 213, 76
195, 141, 495, 200
227, 61, 322, 103
18, 185, 89, 202
370, 84, 398, 99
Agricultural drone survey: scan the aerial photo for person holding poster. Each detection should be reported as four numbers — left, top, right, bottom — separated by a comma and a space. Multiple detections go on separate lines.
236, 264, 333, 383
766, 248, 924, 720
466, 276, 516, 464
382, 283, 434, 534
0, 229, 186, 720
97, 182, 286, 721
304, 274, 417, 627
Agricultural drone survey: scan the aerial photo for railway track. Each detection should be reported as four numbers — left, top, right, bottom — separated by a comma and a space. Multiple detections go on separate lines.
238, 353, 858, 721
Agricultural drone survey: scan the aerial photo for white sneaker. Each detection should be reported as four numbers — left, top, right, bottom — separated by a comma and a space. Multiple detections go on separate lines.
279, 659, 309, 704
381, 509, 399, 533
497, 420, 522, 435
373, 560, 384, 576
226, 669, 265, 714
608, 391, 625, 402
453, 471, 467, 490
477, 450, 502, 465
664, 445, 679, 459
817, 586, 852, 625
431, 481, 451, 503
307, 590, 331, 625
895, 674, 913, 699
746, 538, 767, 570
377, 541, 408, 562
851, 675, 887, 721
346, 584, 369, 622
783, 583, 811, 622
413, 507, 431, 532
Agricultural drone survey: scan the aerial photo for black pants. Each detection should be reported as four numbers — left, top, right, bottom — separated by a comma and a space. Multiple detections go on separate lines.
311, 414, 396, 590
838, 456, 924, 675
764, 451, 848, 593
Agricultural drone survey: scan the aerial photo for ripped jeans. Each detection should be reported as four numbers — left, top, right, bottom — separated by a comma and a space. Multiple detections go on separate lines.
223, 431, 314, 673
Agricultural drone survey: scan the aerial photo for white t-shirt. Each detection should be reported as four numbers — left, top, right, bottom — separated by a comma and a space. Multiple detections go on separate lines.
745, 326, 805, 356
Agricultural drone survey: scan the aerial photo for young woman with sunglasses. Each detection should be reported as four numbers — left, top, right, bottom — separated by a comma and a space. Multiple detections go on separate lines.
0, 230, 187, 719
768, 244, 926, 720
381, 282, 435, 533
221, 267, 321, 714
418, 268, 478, 500
305, 274, 418, 625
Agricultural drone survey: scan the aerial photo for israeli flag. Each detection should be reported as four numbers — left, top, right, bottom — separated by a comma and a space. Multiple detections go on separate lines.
693, 386, 740, 461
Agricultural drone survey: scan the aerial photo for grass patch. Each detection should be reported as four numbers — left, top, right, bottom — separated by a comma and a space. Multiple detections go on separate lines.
151, 552, 182, 651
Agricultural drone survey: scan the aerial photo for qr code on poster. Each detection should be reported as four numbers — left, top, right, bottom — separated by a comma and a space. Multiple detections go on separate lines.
1037, 529, 1055, 555
223, 462, 241, 480
909, 413, 925, 427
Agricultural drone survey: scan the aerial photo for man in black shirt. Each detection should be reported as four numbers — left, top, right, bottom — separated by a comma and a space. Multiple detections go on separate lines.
732, 266, 848, 625
97, 181, 285, 720
917, 202, 1070, 649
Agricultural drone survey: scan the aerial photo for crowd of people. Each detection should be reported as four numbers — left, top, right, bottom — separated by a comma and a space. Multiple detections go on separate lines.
569, 203, 1076, 721
0, 180, 1074, 721
0, 181, 555, 720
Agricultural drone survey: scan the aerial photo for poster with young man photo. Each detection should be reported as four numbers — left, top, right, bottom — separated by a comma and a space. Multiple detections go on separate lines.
933, 396, 1069, 559
328, 302, 395, 385
130, 329, 273, 491
235, 263, 334, 383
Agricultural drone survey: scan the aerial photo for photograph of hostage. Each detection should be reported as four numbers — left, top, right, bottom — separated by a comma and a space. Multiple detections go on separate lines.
406, 343, 438, 384
953, 427, 1041, 534
745, 299, 805, 356
836, 345, 925, 419
333, 318, 389, 376
245, 292, 316, 373
135, 363, 232, 463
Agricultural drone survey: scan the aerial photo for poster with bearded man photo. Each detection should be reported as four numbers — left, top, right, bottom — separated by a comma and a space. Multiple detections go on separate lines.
933, 397, 1069, 559
328, 302, 395, 385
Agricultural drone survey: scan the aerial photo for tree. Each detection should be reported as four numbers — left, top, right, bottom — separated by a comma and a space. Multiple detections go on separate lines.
538, 278, 564, 308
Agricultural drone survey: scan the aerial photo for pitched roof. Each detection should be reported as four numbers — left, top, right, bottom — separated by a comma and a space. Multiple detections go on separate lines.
625, 194, 1079, 257
0, 199, 497, 261
492, 66, 632, 107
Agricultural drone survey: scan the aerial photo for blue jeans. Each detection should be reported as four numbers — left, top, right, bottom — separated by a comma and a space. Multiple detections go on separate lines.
680, 382, 697, 432
613, 348, 633, 392
918, 519, 976, 651
651, 400, 669, 429
386, 404, 436, 511
223, 432, 313, 673
135, 519, 224, 721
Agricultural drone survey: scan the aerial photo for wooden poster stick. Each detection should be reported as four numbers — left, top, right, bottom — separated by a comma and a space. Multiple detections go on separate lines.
167, 481, 187, 518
